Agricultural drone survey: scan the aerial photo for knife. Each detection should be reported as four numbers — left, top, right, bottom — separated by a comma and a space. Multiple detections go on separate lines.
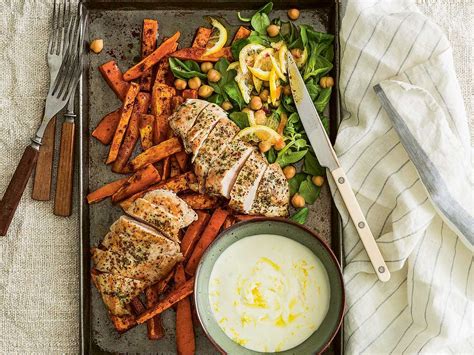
286, 52, 390, 282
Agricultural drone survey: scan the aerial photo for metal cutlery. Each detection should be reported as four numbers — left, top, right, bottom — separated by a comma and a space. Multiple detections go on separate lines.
286, 52, 390, 282
32, 0, 71, 201
0, 8, 86, 236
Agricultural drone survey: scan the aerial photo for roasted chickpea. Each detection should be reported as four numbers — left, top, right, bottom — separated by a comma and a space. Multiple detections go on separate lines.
249, 96, 263, 110
267, 24, 280, 37
283, 165, 296, 180
288, 8, 300, 21
200, 61, 213, 73
312, 175, 325, 187
259, 89, 270, 102
259, 140, 272, 153
221, 101, 233, 111
207, 69, 221, 83
274, 138, 285, 151
291, 193, 305, 208
90, 39, 104, 53
198, 85, 214, 98
320, 76, 334, 89
174, 78, 187, 90
290, 48, 303, 59
254, 110, 267, 125
188, 76, 202, 90
283, 85, 292, 96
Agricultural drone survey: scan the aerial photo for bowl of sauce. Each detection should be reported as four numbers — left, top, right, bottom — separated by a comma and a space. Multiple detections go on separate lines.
194, 218, 345, 354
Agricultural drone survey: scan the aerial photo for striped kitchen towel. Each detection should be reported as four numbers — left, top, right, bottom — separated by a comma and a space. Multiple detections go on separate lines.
328, 0, 473, 353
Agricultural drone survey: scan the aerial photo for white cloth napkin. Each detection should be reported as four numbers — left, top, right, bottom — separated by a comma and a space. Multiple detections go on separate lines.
330, 0, 474, 353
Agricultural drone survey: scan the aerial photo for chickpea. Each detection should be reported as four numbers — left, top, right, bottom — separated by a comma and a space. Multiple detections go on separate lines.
274, 138, 286, 151
207, 69, 221, 83
90, 39, 104, 54
259, 89, 270, 102
283, 85, 292, 96
254, 110, 267, 125
290, 48, 303, 59
174, 78, 187, 90
320, 76, 334, 89
283, 165, 296, 180
288, 8, 300, 21
198, 85, 214, 98
188, 76, 202, 90
266, 24, 280, 38
249, 96, 263, 110
291, 193, 305, 208
200, 61, 213, 73
312, 175, 325, 187
221, 101, 233, 111
259, 140, 272, 153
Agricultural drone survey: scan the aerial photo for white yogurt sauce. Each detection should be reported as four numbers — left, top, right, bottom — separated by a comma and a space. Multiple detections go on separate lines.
208, 234, 330, 352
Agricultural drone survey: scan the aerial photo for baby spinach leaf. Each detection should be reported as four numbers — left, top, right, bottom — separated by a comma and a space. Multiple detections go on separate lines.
207, 93, 225, 106
266, 147, 277, 164
168, 58, 206, 80
250, 2, 273, 34
224, 80, 246, 110
314, 87, 332, 112
305, 79, 321, 102
321, 115, 330, 134
288, 173, 307, 196
276, 149, 308, 167
298, 175, 320, 204
303, 152, 325, 176
290, 207, 309, 224
303, 53, 333, 81
229, 112, 250, 129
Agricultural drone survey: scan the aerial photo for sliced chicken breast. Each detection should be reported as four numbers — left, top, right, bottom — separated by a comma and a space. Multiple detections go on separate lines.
126, 198, 181, 242
141, 189, 197, 228
183, 103, 226, 155
92, 247, 181, 284
92, 272, 148, 316
194, 118, 240, 191
248, 163, 290, 217
108, 216, 179, 251
168, 99, 209, 139
205, 140, 254, 198
229, 150, 268, 213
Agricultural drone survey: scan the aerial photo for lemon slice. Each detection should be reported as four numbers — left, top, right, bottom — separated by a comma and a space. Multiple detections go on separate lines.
253, 75, 263, 93
270, 55, 287, 82
254, 48, 274, 71
248, 66, 271, 81
204, 18, 228, 56
235, 68, 253, 103
269, 68, 278, 105
237, 125, 282, 144
227, 61, 240, 71
239, 44, 265, 74
278, 44, 288, 74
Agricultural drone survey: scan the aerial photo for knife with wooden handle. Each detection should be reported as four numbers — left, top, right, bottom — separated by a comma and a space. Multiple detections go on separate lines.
287, 53, 390, 282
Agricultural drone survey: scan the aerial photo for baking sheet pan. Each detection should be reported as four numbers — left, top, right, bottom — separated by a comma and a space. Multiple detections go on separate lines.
79, 1, 342, 353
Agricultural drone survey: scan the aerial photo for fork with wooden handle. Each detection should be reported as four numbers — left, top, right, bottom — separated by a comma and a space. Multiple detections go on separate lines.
0, 10, 86, 236
54, 92, 77, 216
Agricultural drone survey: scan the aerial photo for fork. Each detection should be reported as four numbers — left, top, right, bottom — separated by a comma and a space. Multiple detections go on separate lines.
0, 9, 87, 236
32, 0, 71, 201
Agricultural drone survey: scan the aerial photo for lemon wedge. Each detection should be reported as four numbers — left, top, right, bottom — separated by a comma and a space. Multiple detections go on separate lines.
248, 66, 271, 81
269, 68, 278, 105
278, 44, 288, 74
235, 68, 253, 103
270, 55, 287, 82
238, 125, 282, 144
239, 44, 265, 74
236, 125, 282, 144
204, 18, 228, 56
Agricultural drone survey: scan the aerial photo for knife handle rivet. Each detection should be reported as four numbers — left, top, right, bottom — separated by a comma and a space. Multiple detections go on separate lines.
338, 177, 345, 184
378, 266, 385, 273
358, 221, 365, 228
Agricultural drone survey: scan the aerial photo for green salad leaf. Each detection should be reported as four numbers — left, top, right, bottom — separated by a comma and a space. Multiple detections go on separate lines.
229, 112, 250, 129
290, 207, 309, 224
266, 147, 277, 164
288, 173, 307, 196
303, 152, 325, 176
237, 12, 252, 22
168, 58, 207, 80
314, 87, 332, 112
249, 2, 273, 34
298, 175, 320, 204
